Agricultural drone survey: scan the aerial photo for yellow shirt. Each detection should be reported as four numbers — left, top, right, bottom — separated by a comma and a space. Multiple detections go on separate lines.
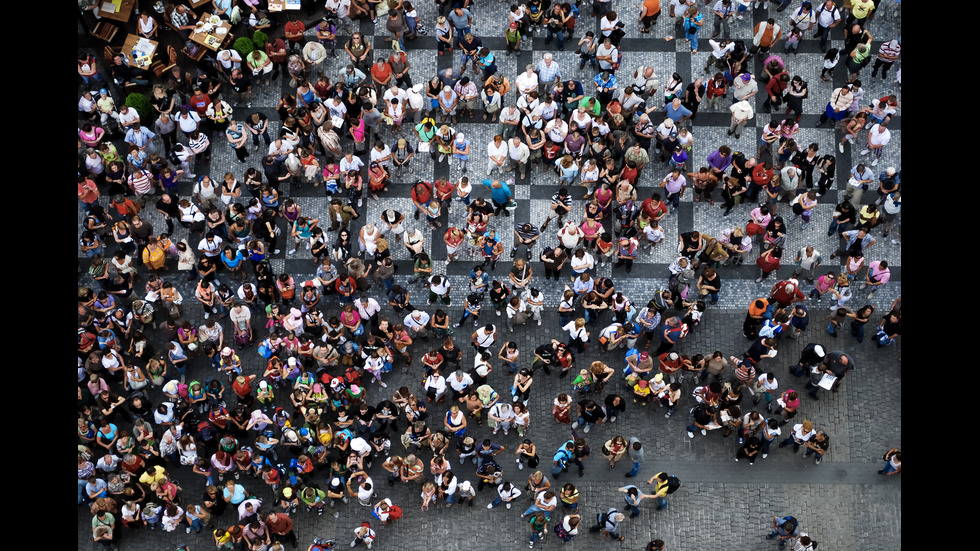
851, 0, 875, 19
139, 465, 167, 486
633, 384, 652, 397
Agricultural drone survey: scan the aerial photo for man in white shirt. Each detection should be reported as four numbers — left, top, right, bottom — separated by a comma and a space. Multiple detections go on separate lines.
728, 100, 754, 139
176, 106, 201, 136
860, 121, 890, 167
354, 297, 381, 326
498, 105, 522, 140
545, 118, 568, 144
117, 105, 140, 129
340, 152, 364, 174
595, 38, 618, 71
471, 324, 497, 354
217, 49, 243, 76
370, 141, 393, 170
404, 309, 430, 340
515, 65, 539, 99
705, 38, 736, 73
198, 232, 223, 259
324, 0, 354, 32
449, 369, 474, 400
268, 138, 294, 162
507, 137, 530, 179
427, 275, 452, 305
631, 66, 661, 97
487, 134, 509, 176
813, 0, 841, 52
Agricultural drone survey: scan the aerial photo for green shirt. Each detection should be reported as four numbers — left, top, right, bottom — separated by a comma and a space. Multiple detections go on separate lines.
505, 29, 521, 43
92, 513, 115, 530
247, 50, 269, 70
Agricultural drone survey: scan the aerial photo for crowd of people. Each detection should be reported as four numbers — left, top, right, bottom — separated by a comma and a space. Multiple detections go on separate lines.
78, 1, 901, 550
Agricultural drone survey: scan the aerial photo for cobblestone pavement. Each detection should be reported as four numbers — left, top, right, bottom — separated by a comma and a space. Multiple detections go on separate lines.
79, 1, 900, 549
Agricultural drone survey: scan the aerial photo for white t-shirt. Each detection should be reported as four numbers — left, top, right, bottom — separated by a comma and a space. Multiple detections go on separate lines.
868, 125, 891, 147
118, 109, 140, 126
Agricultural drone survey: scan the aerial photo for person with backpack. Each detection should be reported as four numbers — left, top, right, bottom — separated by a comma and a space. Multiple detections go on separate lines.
588, 507, 625, 541
645, 471, 679, 510
767, 515, 800, 550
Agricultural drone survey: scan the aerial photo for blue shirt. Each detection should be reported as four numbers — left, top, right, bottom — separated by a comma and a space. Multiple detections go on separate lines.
223, 484, 247, 504
125, 127, 155, 148
664, 103, 692, 121
593, 73, 617, 90
481, 179, 512, 205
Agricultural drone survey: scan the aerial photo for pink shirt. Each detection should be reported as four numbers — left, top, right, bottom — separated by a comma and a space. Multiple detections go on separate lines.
868, 261, 890, 284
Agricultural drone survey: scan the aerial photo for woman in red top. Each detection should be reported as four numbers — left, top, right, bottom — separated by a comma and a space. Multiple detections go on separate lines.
367, 162, 389, 199
755, 246, 782, 283
444, 227, 465, 263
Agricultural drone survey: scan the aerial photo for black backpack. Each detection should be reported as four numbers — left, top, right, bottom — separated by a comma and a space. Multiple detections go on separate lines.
665, 476, 681, 494
780, 516, 798, 533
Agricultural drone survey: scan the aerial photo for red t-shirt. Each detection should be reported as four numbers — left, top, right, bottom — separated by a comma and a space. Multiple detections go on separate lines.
371, 62, 393, 84
641, 198, 668, 220
434, 179, 455, 199
79, 179, 99, 204
191, 93, 211, 117
232, 379, 252, 398
771, 282, 805, 307
284, 20, 306, 40
411, 182, 432, 204
752, 165, 773, 186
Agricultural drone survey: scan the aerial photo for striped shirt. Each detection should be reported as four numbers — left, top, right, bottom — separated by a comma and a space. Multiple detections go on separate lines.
877, 41, 901, 61
536, 60, 562, 84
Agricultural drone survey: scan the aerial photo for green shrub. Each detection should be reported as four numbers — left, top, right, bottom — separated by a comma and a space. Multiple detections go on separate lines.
252, 30, 269, 50
233, 36, 255, 58
124, 93, 153, 125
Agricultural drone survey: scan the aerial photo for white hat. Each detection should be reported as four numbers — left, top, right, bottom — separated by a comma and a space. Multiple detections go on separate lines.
814, 345, 825, 357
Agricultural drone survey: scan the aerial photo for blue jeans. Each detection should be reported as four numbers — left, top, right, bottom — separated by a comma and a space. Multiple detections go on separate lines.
627, 461, 641, 477
575, 416, 595, 431
667, 190, 681, 209
826, 322, 838, 336
551, 463, 566, 477
882, 462, 898, 475
78, 479, 88, 505
383, 277, 395, 293
877, 331, 895, 347
523, 504, 544, 517
529, 531, 543, 544
625, 501, 640, 516
850, 321, 866, 342
827, 218, 849, 235
686, 28, 699, 52
546, 27, 564, 49
489, 496, 504, 507
655, 497, 667, 510
815, 25, 831, 50
761, 437, 775, 455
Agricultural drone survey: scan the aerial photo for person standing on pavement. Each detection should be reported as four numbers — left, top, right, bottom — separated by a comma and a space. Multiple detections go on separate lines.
618, 484, 655, 517
767, 515, 800, 550
878, 448, 901, 475
645, 471, 678, 510
624, 438, 644, 478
